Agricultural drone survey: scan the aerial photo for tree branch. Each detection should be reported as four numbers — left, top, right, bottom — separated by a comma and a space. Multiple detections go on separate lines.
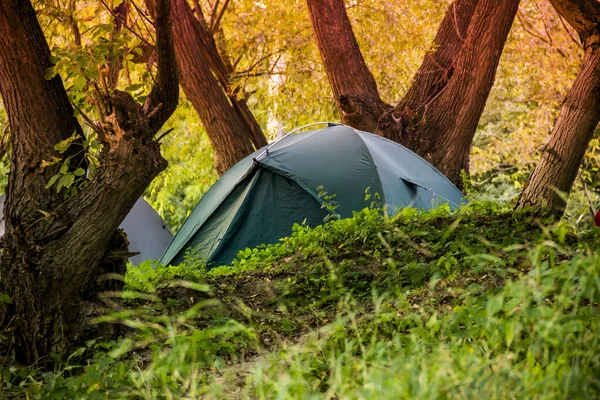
388, 0, 479, 128
105, 1, 130, 90
210, 0, 231, 33
209, 0, 220, 29
548, 0, 600, 45
191, 0, 204, 22
143, 0, 179, 133
558, 14, 583, 48
516, 11, 551, 44
68, 0, 81, 46
100, 0, 153, 47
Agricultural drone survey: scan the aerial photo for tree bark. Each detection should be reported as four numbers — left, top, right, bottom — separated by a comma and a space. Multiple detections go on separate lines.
381, 0, 479, 143
0, 0, 178, 364
189, 2, 266, 150
390, 0, 520, 185
307, 0, 520, 187
171, 0, 266, 174
516, 0, 600, 213
306, 0, 389, 133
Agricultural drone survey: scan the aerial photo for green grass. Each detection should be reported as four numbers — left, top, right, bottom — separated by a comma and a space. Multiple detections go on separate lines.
1, 202, 599, 399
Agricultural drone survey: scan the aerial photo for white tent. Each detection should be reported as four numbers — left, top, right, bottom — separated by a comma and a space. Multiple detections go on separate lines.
120, 198, 173, 265
0, 195, 172, 265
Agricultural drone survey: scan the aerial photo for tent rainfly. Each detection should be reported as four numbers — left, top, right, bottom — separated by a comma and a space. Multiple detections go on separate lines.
160, 123, 465, 268
0, 195, 172, 265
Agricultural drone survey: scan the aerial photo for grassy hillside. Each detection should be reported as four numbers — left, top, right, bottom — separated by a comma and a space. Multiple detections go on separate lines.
2, 203, 599, 399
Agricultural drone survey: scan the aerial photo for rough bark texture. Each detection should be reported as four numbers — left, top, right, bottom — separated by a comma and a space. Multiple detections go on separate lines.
307, 0, 520, 187
516, 0, 600, 212
392, 0, 520, 185
190, 2, 266, 150
381, 0, 479, 143
0, 0, 178, 364
171, 0, 266, 175
306, 0, 389, 133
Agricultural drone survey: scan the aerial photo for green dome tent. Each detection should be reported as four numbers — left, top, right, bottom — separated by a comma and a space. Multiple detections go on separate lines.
160, 123, 464, 268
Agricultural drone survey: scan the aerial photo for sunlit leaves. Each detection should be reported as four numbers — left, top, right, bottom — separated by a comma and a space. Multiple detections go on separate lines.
0, 0, 597, 227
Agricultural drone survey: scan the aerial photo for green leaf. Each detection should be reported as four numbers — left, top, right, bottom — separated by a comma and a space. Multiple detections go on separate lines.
504, 320, 515, 348
0, 292, 13, 305
74, 168, 86, 176
56, 173, 75, 192
54, 135, 80, 153
73, 76, 86, 91
90, 139, 101, 151
45, 174, 60, 189
61, 173, 75, 189
59, 158, 71, 174
45, 67, 57, 80
487, 294, 504, 317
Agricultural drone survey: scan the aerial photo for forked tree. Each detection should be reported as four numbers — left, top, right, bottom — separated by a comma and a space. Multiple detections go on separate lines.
171, 0, 267, 174
517, 0, 600, 213
103, 0, 266, 175
0, 0, 178, 363
306, 0, 520, 186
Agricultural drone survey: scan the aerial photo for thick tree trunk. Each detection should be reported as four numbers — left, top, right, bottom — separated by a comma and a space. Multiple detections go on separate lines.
0, 2, 83, 228
0, 0, 178, 364
307, 0, 520, 187
306, 0, 389, 133
171, 0, 266, 174
391, 0, 520, 185
516, 0, 600, 213
381, 0, 479, 142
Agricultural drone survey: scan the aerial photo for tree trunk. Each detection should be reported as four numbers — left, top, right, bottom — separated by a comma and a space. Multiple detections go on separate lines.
307, 0, 520, 187
306, 0, 389, 133
0, 0, 178, 364
381, 0, 479, 142
389, 0, 520, 185
516, 0, 600, 213
171, 0, 266, 175
189, 2, 267, 150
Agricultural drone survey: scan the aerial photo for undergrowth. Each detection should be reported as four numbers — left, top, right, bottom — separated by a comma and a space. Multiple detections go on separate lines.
1, 202, 599, 399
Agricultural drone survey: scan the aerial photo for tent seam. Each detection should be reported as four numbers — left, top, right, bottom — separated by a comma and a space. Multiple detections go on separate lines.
206, 169, 264, 265
159, 164, 258, 265
353, 130, 388, 212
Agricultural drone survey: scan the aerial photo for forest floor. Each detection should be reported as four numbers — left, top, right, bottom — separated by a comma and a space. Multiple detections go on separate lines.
2, 202, 600, 399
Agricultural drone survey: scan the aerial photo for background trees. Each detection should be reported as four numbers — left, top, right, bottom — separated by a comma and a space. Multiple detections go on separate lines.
7, 0, 584, 230
517, 0, 600, 213
0, 0, 595, 216
146, 0, 591, 227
